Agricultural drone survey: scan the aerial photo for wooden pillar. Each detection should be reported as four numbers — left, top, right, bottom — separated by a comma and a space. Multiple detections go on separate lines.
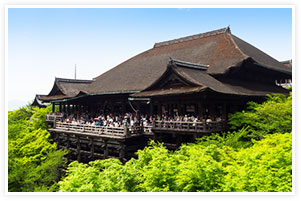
150, 100, 153, 116
124, 119, 129, 137
63, 104, 66, 113
222, 103, 227, 120
59, 103, 62, 113
89, 138, 94, 160
158, 103, 162, 117
66, 134, 70, 148
203, 119, 207, 132
77, 105, 81, 120
66, 134, 70, 161
198, 101, 204, 120
176, 134, 182, 148
119, 142, 125, 162
104, 140, 108, 159
209, 103, 215, 120
76, 136, 81, 161
121, 100, 126, 115
179, 100, 183, 116
67, 104, 70, 116
169, 103, 172, 116
52, 103, 55, 113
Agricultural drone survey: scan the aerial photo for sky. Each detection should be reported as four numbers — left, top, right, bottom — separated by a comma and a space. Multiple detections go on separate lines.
7, 7, 292, 110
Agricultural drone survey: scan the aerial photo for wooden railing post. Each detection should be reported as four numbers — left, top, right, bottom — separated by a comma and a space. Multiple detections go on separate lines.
53, 116, 56, 128
203, 119, 207, 132
124, 119, 129, 137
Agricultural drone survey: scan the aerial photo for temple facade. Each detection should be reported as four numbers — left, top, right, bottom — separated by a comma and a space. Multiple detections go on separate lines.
35, 27, 291, 162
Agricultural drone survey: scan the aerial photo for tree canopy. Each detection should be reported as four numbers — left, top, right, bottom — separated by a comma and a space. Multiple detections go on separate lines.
8, 106, 67, 192
58, 132, 291, 192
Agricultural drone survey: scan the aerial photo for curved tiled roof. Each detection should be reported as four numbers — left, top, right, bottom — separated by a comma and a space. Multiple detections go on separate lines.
41, 78, 93, 101
132, 61, 288, 98
42, 27, 291, 102
88, 27, 290, 94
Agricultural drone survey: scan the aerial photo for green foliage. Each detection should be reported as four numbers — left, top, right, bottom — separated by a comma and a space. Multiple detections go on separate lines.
174, 144, 225, 192
58, 132, 292, 192
8, 105, 67, 192
228, 93, 292, 140
58, 159, 135, 192
222, 133, 292, 192
133, 141, 178, 192
31, 106, 52, 130
8, 106, 33, 123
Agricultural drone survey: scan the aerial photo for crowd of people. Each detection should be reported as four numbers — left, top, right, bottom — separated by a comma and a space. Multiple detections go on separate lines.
52, 112, 224, 128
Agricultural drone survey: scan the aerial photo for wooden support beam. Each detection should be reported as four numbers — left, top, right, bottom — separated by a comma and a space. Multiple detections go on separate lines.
121, 100, 126, 115
150, 101, 153, 116
76, 136, 81, 162
222, 103, 227, 120
104, 140, 108, 159
176, 134, 182, 147
89, 138, 95, 160
119, 142, 125, 161
63, 104, 66, 113
124, 120, 129, 137
209, 103, 215, 119
66, 134, 70, 148
67, 104, 70, 116
158, 103, 162, 116
198, 101, 203, 120
65, 134, 71, 162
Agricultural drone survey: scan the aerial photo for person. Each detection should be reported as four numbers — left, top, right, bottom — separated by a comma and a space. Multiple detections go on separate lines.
206, 116, 212, 124
192, 116, 199, 127
143, 119, 149, 127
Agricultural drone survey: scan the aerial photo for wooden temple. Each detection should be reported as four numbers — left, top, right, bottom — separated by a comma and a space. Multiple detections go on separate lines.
35, 27, 291, 163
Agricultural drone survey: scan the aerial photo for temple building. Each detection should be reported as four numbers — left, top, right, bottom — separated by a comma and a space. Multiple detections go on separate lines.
40, 27, 290, 118
31, 94, 49, 108
35, 27, 292, 162
277, 59, 292, 88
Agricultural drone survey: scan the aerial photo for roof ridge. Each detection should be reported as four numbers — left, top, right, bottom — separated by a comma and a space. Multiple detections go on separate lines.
230, 34, 289, 72
55, 77, 93, 83
169, 57, 209, 70
154, 27, 230, 48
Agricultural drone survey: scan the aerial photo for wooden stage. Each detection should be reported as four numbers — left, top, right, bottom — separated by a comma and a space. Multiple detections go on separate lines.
49, 119, 227, 163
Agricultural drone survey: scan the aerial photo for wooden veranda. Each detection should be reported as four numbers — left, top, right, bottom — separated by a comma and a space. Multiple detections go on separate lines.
47, 113, 227, 162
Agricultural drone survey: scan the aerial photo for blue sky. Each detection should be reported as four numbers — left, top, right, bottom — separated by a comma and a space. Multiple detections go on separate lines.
8, 8, 292, 110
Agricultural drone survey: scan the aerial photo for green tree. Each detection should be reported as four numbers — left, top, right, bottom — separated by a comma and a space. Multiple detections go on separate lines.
8, 106, 67, 192
228, 93, 292, 140
221, 133, 292, 192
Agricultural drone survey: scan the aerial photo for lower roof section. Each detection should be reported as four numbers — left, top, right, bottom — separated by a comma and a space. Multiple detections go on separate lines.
131, 86, 207, 98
